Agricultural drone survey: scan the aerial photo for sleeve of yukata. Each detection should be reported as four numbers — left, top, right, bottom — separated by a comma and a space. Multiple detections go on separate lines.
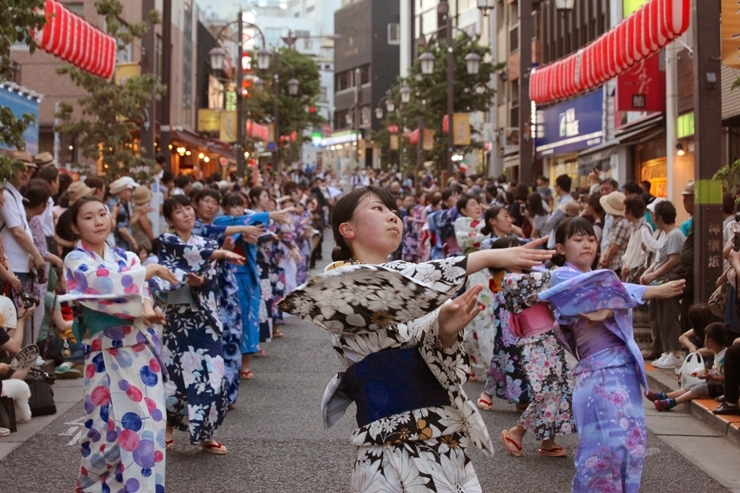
149, 233, 216, 292
454, 217, 485, 252
61, 249, 148, 318
502, 270, 551, 313
381, 256, 468, 296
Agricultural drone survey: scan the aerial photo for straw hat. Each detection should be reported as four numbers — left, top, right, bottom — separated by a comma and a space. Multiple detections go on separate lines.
682, 180, 695, 196
9, 150, 35, 167
67, 181, 95, 206
109, 177, 135, 195
33, 152, 56, 167
600, 191, 626, 216
558, 200, 581, 218
133, 186, 152, 205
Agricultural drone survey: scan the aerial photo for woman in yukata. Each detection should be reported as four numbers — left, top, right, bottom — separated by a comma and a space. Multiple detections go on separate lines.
280, 185, 554, 492
479, 213, 531, 411
498, 261, 575, 459
214, 192, 288, 379
61, 196, 179, 493
453, 195, 493, 385
151, 195, 245, 456
192, 188, 264, 401
540, 217, 685, 492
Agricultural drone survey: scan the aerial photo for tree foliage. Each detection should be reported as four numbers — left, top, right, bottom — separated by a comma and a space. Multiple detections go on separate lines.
0, 0, 46, 180
376, 34, 498, 174
243, 47, 324, 166
55, 0, 165, 183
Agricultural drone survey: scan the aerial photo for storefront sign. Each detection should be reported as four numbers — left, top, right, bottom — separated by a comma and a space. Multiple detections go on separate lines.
197, 109, 221, 133
114, 63, 140, 86
722, 0, 740, 67
535, 90, 604, 158
0, 84, 40, 154
219, 111, 237, 143
624, 0, 649, 17
616, 52, 665, 112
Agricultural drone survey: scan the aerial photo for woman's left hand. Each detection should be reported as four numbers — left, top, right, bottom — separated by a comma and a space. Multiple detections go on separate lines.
438, 284, 483, 347
222, 251, 246, 265
186, 273, 205, 287
143, 306, 165, 326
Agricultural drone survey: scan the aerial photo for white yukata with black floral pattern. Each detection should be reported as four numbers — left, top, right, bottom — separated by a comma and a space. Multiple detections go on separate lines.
283, 256, 493, 492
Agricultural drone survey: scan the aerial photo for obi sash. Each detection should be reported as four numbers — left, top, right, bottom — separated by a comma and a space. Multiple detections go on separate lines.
72, 306, 134, 344
508, 303, 556, 339
339, 347, 450, 428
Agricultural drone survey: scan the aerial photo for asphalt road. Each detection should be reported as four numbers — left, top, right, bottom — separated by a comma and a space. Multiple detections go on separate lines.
0, 247, 732, 492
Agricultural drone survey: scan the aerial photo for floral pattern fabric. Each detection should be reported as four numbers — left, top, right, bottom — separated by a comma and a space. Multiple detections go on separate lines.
501, 270, 575, 441
150, 233, 228, 444
281, 257, 494, 492
453, 217, 494, 374
61, 242, 167, 493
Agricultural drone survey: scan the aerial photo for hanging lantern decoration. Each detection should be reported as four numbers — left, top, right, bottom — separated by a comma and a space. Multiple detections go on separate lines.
34, 0, 117, 79
530, 0, 690, 105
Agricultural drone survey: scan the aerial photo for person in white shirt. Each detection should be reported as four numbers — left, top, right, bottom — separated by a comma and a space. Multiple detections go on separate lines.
0, 151, 44, 288
545, 174, 574, 249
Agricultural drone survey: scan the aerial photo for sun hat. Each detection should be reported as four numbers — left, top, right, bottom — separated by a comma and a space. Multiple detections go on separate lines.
0, 296, 18, 330
110, 177, 135, 196
67, 181, 95, 206
682, 180, 695, 196
9, 150, 35, 167
600, 191, 626, 216
133, 186, 153, 205
558, 200, 581, 218
33, 152, 56, 167
646, 197, 666, 214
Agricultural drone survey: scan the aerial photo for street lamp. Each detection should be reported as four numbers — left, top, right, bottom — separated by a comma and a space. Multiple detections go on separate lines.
465, 53, 481, 76
555, 0, 575, 11
208, 47, 225, 71
400, 83, 411, 104
288, 77, 299, 96
375, 107, 384, 120
256, 48, 271, 70
419, 52, 435, 75
476, 0, 494, 17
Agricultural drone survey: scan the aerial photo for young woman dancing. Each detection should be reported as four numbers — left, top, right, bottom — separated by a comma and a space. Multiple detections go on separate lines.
280, 186, 554, 492
540, 217, 685, 492
61, 196, 178, 492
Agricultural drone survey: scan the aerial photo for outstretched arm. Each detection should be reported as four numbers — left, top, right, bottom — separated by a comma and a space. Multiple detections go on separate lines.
466, 236, 553, 275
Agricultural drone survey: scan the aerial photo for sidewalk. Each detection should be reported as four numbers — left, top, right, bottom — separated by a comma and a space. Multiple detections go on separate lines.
0, 378, 83, 461
644, 361, 740, 492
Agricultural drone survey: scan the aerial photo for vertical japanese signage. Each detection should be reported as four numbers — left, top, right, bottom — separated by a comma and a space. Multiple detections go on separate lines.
616, 52, 666, 112
721, 0, 740, 67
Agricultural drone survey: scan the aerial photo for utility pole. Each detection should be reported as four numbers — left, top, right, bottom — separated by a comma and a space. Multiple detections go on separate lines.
273, 48, 280, 171
418, 98, 425, 179
518, 0, 533, 186
160, 0, 172, 171
692, 0, 723, 303
236, 11, 246, 177
442, 0, 455, 177
140, 0, 157, 163
354, 66, 361, 169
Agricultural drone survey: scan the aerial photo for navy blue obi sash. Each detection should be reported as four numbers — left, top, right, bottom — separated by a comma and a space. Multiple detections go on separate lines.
339, 347, 451, 428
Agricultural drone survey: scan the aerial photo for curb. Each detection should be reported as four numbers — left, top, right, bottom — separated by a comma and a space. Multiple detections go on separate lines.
644, 362, 740, 446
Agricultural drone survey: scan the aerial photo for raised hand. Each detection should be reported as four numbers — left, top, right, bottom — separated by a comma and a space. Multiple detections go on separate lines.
438, 284, 484, 348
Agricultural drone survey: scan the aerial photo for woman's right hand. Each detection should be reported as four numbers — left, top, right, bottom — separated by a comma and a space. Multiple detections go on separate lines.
269, 211, 290, 224
145, 264, 179, 284
487, 237, 555, 271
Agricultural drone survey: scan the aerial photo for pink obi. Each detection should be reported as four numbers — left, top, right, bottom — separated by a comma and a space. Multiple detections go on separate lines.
508, 303, 557, 339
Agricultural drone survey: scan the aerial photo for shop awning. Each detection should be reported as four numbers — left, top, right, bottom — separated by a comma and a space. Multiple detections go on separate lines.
171, 128, 209, 149
579, 114, 664, 159
34, 0, 117, 79
530, 0, 690, 105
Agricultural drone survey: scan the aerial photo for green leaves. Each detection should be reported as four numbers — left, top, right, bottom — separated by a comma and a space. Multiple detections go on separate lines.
56, 0, 165, 182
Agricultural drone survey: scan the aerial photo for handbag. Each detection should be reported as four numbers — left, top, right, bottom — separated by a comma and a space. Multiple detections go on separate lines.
24, 367, 56, 417
708, 279, 729, 319
679, 352, 706, 390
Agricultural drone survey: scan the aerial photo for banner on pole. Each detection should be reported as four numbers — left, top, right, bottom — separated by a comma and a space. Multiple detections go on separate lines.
453, 113, 471, 146
219, 111, 237, 143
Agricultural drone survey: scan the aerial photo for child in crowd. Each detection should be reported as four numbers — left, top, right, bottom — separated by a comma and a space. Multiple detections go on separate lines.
650, 323, 729, 411
677, 303, 722, 360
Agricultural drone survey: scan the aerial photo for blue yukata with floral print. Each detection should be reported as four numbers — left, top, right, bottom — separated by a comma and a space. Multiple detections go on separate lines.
192, 218, 243, 407
150, 233, 229, 445
542, 266, 649, 493
61, 242, 167, 493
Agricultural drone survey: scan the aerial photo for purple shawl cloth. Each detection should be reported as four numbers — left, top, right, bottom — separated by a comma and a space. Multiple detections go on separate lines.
538, 265, 649, 390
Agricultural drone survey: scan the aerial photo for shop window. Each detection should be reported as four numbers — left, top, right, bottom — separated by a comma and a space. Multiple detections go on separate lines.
677, 112, 695, 139
388, 23, 400, 45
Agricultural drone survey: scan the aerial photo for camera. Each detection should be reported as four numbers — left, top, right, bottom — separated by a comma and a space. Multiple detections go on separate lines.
733, 212, 740, 251
19, 292, 39, 309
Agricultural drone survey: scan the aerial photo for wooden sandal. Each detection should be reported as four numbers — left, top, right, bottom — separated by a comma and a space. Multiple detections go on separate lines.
538, 446, 567, 457
165, 439, 174, 451
477, 397, 494, 411
240, 369, 253, 380
501, 430, 523, 457
201, 441, 227, 455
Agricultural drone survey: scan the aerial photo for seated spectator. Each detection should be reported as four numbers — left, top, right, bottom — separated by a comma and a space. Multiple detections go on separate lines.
35, 273, 81, 378
0, 296, 36, 382
679, 303, 723, 360
108, 178, 137, 251
649, 323, 729, 411
716, 252, 740, 415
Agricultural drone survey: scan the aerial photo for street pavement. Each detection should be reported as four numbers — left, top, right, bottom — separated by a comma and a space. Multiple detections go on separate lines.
0, 242, 737, 492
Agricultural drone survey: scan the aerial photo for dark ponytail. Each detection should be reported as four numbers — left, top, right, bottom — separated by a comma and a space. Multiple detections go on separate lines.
331, 185, 398, 262
480, 205, 504, 237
